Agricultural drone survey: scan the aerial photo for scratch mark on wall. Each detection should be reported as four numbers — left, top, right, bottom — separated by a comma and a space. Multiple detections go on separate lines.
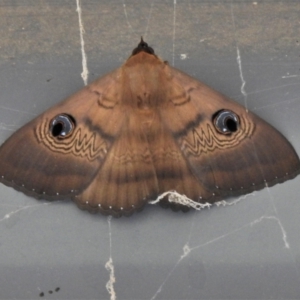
230, 3, 248, 111
122, 0, 134, 34
251, 215, 290, 248
172, 0, 177, 66
143, 0, 154, 37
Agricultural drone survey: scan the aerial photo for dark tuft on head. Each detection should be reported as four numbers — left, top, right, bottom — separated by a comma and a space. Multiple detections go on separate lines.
132, 37, 155, 55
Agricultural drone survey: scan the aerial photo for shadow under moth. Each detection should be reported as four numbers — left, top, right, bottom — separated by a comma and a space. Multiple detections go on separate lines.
0, 39, 299, 217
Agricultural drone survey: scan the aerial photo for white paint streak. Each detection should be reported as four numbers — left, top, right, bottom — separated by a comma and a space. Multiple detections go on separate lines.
0, 202, 53, 222
105, 216, 117, 300
282, 74, 299, 78
105, 258, 116, 300
236, 47, 248, 110
0, 206, 32, 222
230, 3, 248, 111
76, 0, 89, 85
172, 0, 177, 66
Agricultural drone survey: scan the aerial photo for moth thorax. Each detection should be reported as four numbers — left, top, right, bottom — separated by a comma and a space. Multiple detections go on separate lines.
136, 91, 156, 110
124, 59, 166, 109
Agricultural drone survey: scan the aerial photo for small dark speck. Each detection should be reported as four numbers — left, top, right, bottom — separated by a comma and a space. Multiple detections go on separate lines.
46, 78, 53, 82
55, 287, 60, 292
39, 292, 44, 297
48, 290, 53, 294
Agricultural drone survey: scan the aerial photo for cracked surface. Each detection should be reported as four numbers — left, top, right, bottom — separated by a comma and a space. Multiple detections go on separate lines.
0, 1, 300, 299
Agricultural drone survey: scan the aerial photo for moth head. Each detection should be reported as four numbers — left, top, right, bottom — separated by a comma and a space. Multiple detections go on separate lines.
131, 37, 155, 56
213, 110, 239, 135
49, 114, 76, 139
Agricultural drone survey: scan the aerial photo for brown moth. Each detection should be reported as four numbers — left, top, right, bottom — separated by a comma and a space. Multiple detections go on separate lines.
0, 39, 299, 217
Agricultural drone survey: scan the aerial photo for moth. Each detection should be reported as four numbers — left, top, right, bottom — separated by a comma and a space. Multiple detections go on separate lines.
0, 39, 299, 217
